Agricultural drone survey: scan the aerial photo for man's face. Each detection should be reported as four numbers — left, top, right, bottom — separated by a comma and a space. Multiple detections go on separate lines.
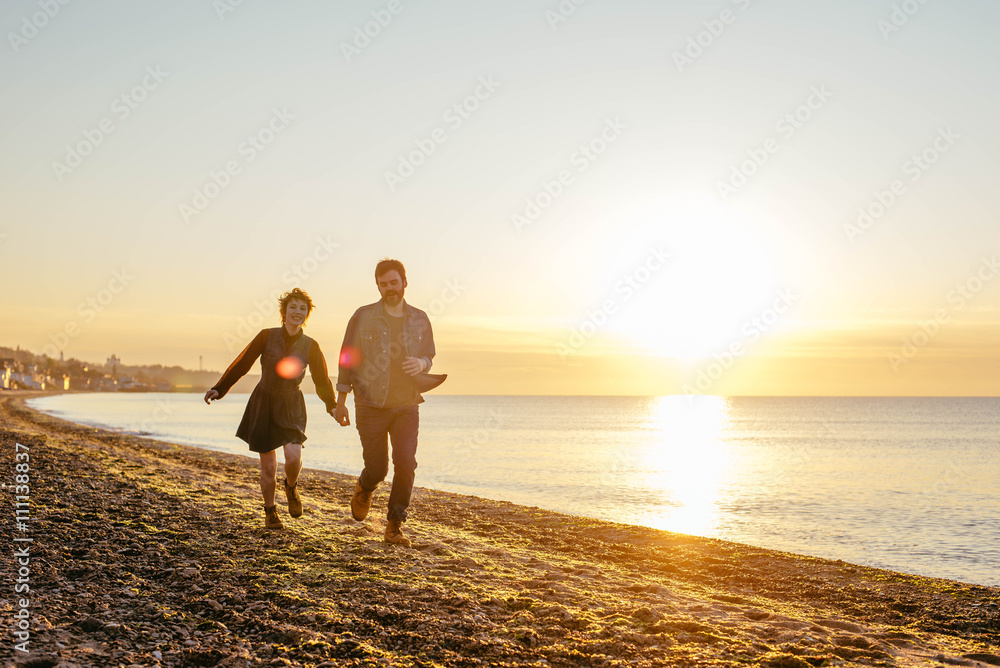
377, 270, 405, 306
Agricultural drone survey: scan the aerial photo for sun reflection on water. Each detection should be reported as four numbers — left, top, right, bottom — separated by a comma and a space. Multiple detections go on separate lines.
641, 395, 732, 535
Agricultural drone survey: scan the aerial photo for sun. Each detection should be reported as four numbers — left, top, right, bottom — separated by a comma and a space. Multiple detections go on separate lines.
604, 196, 781, 361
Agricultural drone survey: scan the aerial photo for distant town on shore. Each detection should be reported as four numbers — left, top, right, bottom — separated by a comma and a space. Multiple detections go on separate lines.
0, 345, 229, 393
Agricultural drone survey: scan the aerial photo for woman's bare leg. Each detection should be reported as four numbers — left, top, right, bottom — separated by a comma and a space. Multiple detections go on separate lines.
283, 443, 302, 487
259, 450, 278, 506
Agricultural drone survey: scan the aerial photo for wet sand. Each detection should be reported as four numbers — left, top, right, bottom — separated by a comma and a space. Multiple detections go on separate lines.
1, 393, 998, 667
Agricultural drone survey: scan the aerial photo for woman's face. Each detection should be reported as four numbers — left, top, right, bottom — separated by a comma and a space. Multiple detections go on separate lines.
284, 299, 310, 327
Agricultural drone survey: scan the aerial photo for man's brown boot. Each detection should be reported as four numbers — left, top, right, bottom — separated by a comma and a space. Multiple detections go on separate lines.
351, 482, 373, 521
264, 505, 283, 530
384, 519, 411, 548
284, 477, 302, 518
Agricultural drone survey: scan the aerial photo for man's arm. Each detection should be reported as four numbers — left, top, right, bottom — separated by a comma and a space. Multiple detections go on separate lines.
335, 310, 360, 395
334, 311, 361, 425
421, 316, 436, 373
403, 313, 435, 376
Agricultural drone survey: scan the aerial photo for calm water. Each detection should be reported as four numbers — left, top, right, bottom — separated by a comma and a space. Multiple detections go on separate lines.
27, 394, 1000, 587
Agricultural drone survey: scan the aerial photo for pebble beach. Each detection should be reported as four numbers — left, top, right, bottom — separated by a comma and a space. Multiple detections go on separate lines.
1, 393, 998, 668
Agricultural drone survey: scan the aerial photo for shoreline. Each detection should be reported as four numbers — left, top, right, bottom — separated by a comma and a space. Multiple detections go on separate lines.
23, 390, 1000, 590
1, 394, 998, 667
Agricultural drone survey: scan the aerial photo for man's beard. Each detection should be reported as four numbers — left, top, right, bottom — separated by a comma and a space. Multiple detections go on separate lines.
384, 290, 403, 305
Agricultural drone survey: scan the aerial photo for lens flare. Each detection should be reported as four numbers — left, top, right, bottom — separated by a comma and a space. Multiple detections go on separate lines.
339, 345, 361, 369
276, 356, 305, 379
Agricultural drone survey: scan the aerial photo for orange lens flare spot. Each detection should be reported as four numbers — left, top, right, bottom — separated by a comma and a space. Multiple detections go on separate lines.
339, 346, 361, 369
276, 356, 305, 379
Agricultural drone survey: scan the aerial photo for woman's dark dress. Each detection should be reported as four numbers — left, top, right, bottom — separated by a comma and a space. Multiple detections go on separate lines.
211, 327, 336, 453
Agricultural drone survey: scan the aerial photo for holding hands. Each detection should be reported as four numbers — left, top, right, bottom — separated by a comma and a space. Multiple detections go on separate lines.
333, 404, 350, 426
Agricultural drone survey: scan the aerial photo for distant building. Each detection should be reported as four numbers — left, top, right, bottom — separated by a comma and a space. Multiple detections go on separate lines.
10, 373, 41, 390
107, 354, 121, 378
0, 358, 14, 389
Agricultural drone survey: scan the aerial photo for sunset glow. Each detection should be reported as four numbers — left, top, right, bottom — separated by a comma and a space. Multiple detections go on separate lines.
1, 1, 998, 396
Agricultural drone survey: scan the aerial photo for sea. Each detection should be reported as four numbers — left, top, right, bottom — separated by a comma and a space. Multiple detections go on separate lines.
27, 394, 1000, 587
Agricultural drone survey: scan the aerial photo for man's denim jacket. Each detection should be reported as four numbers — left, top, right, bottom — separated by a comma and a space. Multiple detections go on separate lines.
336, 300, 435, 408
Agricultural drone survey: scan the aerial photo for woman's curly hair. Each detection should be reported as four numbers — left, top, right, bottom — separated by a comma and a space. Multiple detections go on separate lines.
279, 288, 315, 324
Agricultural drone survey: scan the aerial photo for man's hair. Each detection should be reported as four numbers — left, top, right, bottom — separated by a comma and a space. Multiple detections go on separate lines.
278, 288, 315, 324
375, 258, 406, 283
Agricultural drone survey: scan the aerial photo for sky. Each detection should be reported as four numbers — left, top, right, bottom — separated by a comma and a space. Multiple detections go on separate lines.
1, 0, 998, 395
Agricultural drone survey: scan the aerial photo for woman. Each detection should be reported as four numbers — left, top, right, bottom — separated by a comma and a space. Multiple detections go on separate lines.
204, 288, 336, 530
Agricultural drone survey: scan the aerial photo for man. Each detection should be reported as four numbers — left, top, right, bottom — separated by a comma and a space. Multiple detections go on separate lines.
334, 259, 445, 547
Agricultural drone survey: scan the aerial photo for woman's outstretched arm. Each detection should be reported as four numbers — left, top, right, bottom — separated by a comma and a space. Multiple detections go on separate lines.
204, 329, 269, 403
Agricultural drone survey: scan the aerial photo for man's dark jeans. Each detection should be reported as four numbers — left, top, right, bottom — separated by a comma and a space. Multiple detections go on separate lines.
356, 404, 419, 522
